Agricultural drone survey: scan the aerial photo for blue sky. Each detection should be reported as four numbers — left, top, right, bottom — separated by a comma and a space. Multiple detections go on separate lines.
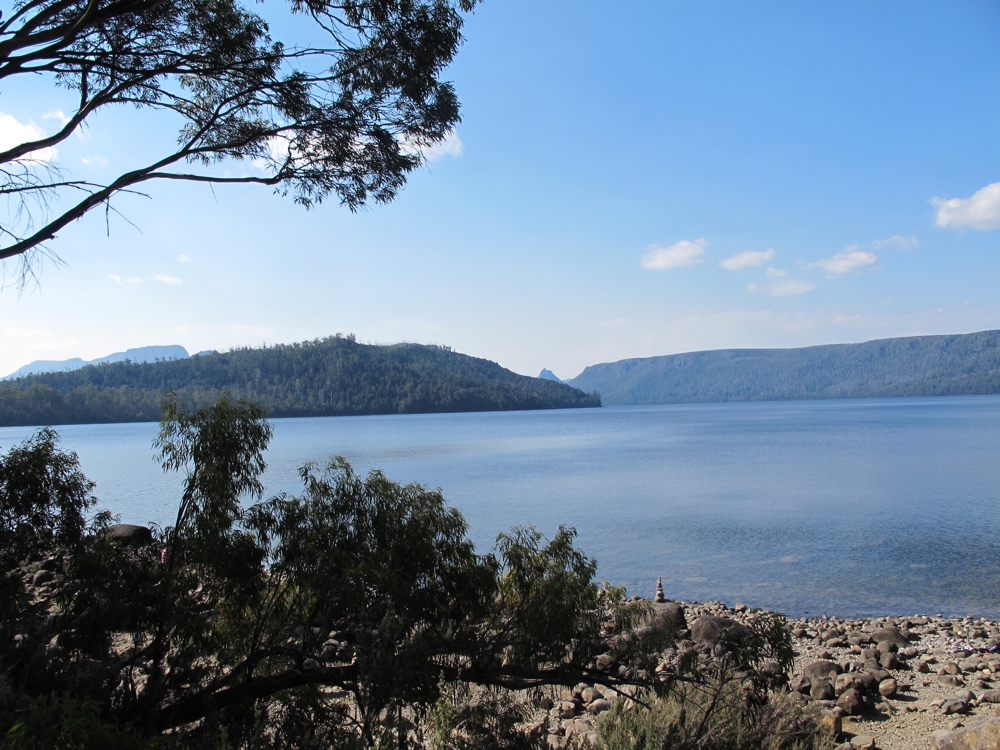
2, 0, 999, 380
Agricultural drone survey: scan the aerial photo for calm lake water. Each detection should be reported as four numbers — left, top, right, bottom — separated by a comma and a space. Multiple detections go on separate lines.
2, 396, 998, 619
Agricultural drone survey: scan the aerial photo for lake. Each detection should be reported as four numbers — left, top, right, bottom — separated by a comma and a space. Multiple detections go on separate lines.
2, 396, 998, 619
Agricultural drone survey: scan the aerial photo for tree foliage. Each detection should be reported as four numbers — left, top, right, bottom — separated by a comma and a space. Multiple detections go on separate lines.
0, 0, 477, 272
0, 336, 601, 427
0, 397, 679, 748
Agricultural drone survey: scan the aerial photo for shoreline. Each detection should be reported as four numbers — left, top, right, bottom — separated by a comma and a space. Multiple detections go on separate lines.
678, 598, 1000, 750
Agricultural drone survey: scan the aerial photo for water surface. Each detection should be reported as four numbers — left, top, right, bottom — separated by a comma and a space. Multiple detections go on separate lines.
2, 396, 997, 619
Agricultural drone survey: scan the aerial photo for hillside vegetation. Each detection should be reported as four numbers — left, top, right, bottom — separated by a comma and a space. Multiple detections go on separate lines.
566, 330, 1000, 405
0, 336, 600, 426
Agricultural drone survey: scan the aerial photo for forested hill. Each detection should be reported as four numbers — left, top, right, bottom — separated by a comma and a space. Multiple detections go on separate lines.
566, 330, 1000, 406
0, 337, 600, 427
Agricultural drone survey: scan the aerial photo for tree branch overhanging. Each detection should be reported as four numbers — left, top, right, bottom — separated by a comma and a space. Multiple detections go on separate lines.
0, 0, 479, 271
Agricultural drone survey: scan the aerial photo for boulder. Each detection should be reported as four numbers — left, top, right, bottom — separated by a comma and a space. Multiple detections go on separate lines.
932, 716, 1000, 749
640, 601, 686, 637
871, 625, 908, 647
31, 569, 54, 586
586, 699, 611, 715
689, 615, 751, 648
878, 678, 897, 698
810, 679, 835, 701
803, 660, 842, 681
101, 524, 154, 547
940, 698, 969, 715
814, 708, 842, 736
790, 674, 812, 694
836, 688, 864, 716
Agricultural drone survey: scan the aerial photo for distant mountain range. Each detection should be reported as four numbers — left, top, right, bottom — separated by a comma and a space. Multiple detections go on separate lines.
563, 330, 1000, 405
0, 337, 600, 427
3, 345, 190, 380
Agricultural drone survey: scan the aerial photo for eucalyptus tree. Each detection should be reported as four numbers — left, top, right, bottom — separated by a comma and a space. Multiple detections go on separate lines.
0, 396, 676, 748
0, 0, 477, 276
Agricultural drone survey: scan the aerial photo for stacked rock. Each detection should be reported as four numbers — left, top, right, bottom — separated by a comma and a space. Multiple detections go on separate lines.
654, 577, 666, 604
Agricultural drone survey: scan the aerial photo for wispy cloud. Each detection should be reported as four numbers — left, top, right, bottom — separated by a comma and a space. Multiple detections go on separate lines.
154, 274, 181, 285
109, 274, 142, 286
398, 129, 464, 164
80, 155, 108, 167
747, 267, 815, 297
931, 182, 1000, 231
41, 110, 70, 127
177, 254, 193, 263
720, 248, 775, 270
0, 111, 57, 162
809, 246, 877, 276
872, 235, 918, 250
641, 238, 707, 270
417, 130, 463, 163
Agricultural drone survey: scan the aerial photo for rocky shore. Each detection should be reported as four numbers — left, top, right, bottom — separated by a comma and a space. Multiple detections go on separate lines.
532, 594, 1000, 750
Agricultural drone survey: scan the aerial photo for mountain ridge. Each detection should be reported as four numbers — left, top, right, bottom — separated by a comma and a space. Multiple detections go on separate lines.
4, 345, 189, 380
565, 330, 1000, 405
0, 336, 600, 427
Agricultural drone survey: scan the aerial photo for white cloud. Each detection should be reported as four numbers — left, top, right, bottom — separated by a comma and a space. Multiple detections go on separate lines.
154, 274, 181, 285
719, 248, 775, 270
641, 238, 707, 270
0, 111, 57, 162
931, 182, 1000, 231
80, 156, 108, 167
109, 274, 142, 286
809, 246, 877, 275
399, 129, 464, 164
42, 110, 70, 127
747, 267, 815, 297
872, 235, 919, 250
417, 130, 463, 163
251, 135, 292, 172
177, 254, 193, 263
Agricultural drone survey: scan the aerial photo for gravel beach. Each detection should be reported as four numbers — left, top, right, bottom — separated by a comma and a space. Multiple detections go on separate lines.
535, 596, 1000, 749
681, 600, 1000, 750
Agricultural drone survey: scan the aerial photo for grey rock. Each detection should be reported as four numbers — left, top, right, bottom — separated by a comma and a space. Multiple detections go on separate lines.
879, 651, 903, 670
101, 524, 154, 547
555, 701, 576, 720
586, 699, 611, 715
940, 698, 969, 715
689, 615, 749, 647
836, 687, 864, 716
931, 717, 1000, 749
31, 569, 54, 586
810, 679, 835, 701
878, 678, 897, 697
803, 660, 842, 681
871, 625, 908, 647
790, 674, 811, 694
